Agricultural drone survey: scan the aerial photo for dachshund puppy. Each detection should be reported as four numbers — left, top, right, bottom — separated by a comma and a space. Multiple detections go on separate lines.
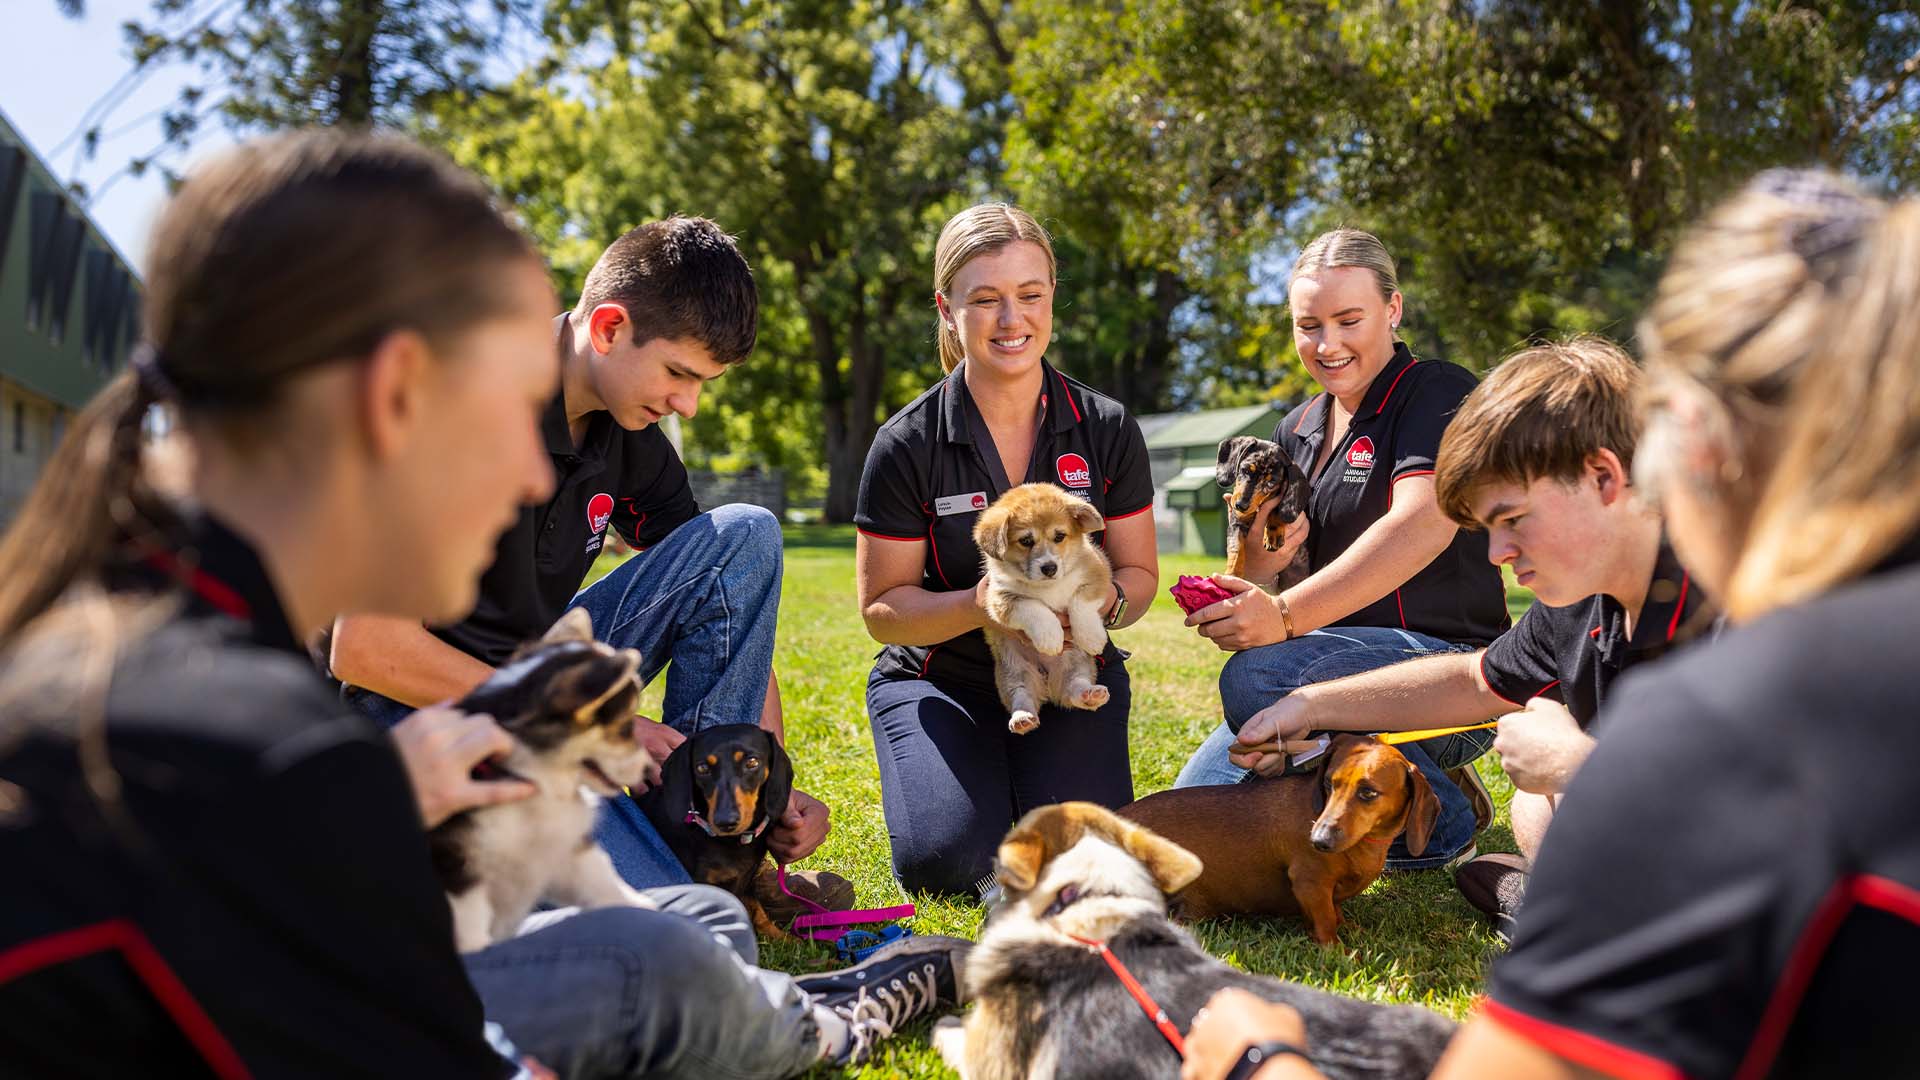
973, 483, 1114, 735
933, 801, 1455, 1080
1118, 736, 1439, 944
431, 608, 656, 951
638, 723, 794, 937
1216, 435, 1311, 589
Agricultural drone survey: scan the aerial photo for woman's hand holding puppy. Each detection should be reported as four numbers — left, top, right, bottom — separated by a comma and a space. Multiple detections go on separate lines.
972, 577, 1081, 653
1182, 988, 1322, 1080
392, 706, 537, 828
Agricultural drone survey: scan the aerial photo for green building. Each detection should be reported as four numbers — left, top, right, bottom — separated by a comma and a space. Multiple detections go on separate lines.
1138, 401, 1287, 556
0, 109, 139, 526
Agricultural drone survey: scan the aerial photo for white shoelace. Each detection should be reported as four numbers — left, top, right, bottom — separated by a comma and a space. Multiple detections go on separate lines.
838, 963, 938, 1061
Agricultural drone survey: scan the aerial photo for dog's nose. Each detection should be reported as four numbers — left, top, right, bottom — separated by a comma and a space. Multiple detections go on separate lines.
1309, 825, 1339, 852
713, 812, 741, 832
1039, 561, 1058, 578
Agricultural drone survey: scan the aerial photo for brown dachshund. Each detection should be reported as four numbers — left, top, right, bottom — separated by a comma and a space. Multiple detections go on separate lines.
1118, 735, 1439, 944
1216, 435, 1311, 589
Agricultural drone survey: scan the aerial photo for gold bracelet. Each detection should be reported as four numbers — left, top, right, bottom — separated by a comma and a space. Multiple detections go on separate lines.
1277, 594, 1295, 641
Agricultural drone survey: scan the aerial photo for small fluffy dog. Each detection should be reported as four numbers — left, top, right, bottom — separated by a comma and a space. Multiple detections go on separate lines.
1120, 736, 1439, 943
430, 609, 657, 950
934, 802, 1455, 1080
973, 483, 1114, 735
1217, 435, 1311, 589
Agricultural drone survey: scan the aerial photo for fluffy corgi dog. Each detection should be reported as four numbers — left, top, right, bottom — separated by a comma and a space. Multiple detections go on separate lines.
431, 609, 658, 951
973, 483, 1114, 735
934, 802, 1456, 1080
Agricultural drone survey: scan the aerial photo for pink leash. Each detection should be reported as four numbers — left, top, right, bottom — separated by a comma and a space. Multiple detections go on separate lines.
774, 864, 916, 942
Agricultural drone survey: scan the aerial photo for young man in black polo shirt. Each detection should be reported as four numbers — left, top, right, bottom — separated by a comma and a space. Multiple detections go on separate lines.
330, 218, 838, 900
1230, 339, 1708, 935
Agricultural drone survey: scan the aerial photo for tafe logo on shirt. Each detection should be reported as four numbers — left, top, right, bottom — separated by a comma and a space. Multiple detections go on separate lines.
1056, 453, 1092, 489
1346, 437, 1376, 470
972, 493, 988, 509
587, 493, 614, 534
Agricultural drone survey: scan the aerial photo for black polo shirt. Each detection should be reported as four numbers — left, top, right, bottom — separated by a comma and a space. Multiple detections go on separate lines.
1487, 537, 1920, 1079
432, 389, 699, 666
0, 516, 510, 1077
1478, 539, 1706, 732
1276, 343, 1509, 646
855, 360, 1154, 691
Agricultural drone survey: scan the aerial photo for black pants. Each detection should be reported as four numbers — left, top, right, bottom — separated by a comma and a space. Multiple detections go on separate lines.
865, 664, 1133, 897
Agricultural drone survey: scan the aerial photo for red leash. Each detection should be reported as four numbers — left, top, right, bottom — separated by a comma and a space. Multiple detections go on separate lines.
1067, 934, 1186, 1059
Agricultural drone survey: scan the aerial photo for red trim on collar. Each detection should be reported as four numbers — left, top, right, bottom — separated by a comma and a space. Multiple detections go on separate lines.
142, 551, 252, 621
1664, 573, 1690, 642
1294, 394, 1324, 434
1734, 874, 1920, 1080
1480, 998, 1684, 1080
1371, 361, 1419, 416
0, 920, 253, 1079
1055, 371, 1083, 423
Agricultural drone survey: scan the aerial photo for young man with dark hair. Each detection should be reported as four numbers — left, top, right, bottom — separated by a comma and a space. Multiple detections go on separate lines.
331, 217, 837, 899
1230, 337, 1709, 937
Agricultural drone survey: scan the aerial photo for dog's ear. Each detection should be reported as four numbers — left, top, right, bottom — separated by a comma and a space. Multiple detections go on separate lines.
1400, 761, 1442, 857
1216, 436, 1256, 488
995, 829, 1048, 893
1116, 819, 1204, 896
973, 503, 1011, 559
541, 607, 595, 646
757, 731, 794, 830
1066, 497, 1105, 536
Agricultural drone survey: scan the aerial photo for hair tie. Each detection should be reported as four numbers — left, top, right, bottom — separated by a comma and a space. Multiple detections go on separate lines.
1750, 168, 1878, 270
129, 344, 180, 402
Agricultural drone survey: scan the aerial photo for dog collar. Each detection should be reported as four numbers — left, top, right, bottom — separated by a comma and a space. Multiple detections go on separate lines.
684, 806, 770, 845
1066, 932, 1186, 1060
471, 757, 531, 785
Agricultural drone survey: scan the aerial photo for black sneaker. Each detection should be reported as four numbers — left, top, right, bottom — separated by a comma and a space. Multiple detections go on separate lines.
796, 934, 971, 1064
1455, 852, 1528, 945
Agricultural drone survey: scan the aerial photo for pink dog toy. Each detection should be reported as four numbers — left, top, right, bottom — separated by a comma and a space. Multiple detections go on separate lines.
1169, 575, 1236, 615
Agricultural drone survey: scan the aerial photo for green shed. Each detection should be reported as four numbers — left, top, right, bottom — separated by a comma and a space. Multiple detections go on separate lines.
1138, 401, 1287, 556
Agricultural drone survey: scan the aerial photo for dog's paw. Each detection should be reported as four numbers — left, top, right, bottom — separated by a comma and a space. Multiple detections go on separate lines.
1075, 685, 1110, 710
1008, 711, 1041, 735
932, 1016, 969, 1071
1027, 623, 1065, 656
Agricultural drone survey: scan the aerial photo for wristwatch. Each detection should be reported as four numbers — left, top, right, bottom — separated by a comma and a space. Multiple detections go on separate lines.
1103, 581, 1129, 630
1224, 1039, 1311, 1080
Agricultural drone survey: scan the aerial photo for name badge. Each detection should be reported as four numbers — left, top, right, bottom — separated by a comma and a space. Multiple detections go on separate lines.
935, 492, 990, 516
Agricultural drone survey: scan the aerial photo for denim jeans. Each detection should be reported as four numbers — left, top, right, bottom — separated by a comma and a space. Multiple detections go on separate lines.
345, 503, 784, 889
1174, 626, 1495, 870
466, 884, 820, 1080
867, 665, 1133, 897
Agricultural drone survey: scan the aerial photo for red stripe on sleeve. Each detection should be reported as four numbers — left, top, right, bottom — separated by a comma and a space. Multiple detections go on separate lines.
1104, 504, 1153, 522
1480, 998, 1686, 1080
0, 920, 253, 1080
855, 526, 924, 543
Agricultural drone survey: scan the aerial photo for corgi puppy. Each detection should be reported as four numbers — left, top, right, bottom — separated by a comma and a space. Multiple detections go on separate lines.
431, 609, 657, 951
934, 802, 1456, 1080
973, 483, 1114, 735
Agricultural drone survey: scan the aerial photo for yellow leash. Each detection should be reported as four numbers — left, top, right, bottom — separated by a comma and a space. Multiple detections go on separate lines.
1230, 720, 1498, 757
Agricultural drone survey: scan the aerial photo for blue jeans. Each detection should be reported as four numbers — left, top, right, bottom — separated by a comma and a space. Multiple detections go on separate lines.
867, 665, 1133, 897
347, 504, 784, 889
466, 884, 820, 1080
1174, 626, 1495, 870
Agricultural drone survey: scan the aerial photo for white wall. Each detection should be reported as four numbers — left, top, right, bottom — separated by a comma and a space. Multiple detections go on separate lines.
0, 376, 67, 528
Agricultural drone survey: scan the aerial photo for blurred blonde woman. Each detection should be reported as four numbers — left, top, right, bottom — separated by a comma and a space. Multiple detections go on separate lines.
854, 203, 1158, 896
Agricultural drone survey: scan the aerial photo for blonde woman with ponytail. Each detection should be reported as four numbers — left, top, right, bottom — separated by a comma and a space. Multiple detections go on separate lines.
1422, 170, 1920, 1078
853, 203, 1159, 896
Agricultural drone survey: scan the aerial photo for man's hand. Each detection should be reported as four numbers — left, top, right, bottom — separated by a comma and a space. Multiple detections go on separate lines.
630, 720, 683, 795
1493, 697, 1595, 795
1182, 988, 1317, 1080
1186, 574, 1288, 652
770, 787, 831, 863
1227, 695, 1315, 777
392, 706, 537, 829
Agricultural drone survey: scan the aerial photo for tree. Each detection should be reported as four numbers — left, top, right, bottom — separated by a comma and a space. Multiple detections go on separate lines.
444, 0, 1016, 521
55, 0, 533, 191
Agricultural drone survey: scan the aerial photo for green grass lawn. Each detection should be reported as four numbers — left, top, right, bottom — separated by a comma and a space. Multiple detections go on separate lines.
595, 526, 1526, 1078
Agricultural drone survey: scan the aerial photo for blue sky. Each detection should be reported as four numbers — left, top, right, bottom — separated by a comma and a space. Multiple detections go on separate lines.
2, 0, 236, 267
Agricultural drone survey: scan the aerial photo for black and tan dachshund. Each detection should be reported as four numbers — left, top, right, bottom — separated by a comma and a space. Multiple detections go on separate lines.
638, 723, 794, 937
1216, 434, 1312, 589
